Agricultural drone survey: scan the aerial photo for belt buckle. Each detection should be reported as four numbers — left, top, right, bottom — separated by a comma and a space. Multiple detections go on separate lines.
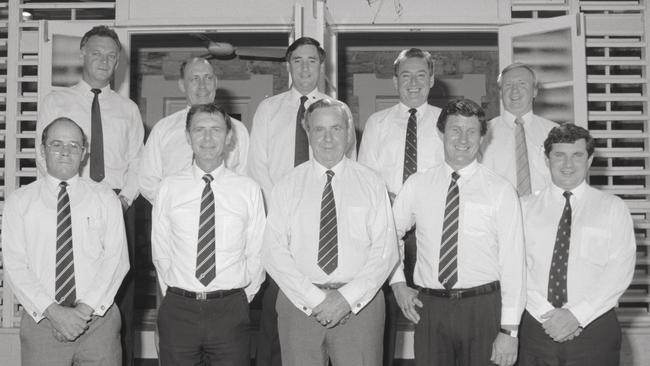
450, 291, 462, 300
196, 292, 207, 301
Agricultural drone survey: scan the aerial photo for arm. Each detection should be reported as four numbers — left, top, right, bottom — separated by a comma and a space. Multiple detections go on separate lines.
337, 186, 398, 313
119, 103, 145, 204
78, 193, 130, 314
262, 184, 326, 314
1, 194, 57, 321
567, 200, 636, 327
247, 102, 275, 199
357, 118, 381, 173
138, 124, 165, 204
228, 118, 249, 175
389, 181, 422, 323
151, 182, 174, 295
243, 185, 266, 301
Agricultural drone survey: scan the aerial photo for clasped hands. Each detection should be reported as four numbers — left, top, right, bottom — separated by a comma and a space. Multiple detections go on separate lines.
541, 308, 582, 342
44, 302, 94, 343
312, 289, 352, 328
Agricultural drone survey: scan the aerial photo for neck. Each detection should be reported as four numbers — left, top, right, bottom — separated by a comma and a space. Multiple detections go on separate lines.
196, 159, 223, 173
83, 76, 110, 90
293, 85, 317, 96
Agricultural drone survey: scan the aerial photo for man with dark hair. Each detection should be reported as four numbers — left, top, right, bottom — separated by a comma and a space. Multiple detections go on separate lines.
3, 117, 129, 366
391, 99, 525, 366
152, 103, 265, 366
139, 57, 249, 204
263, 98, 397, 366
36, 25, 143, 365
358, 47, 442, 365
519, 123, 635, 366
481, 62, 558, 196
248, 36, 356, 366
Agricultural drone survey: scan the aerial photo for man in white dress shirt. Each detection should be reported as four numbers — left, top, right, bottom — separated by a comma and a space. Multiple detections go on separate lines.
263, 98, 398, 366
138, 57, 249, 204
481, 62, 558, 196
391, 99, 525, 366
249, 37, 355, 366
358, 48, 443, 366
3, 117, 129, 365
152, 103, 265, 365
519, 123, 636, 366
36, 25, 143, 366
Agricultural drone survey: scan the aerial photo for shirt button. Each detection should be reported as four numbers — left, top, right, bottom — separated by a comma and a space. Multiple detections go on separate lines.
33, 312, 37, 317
100, 305, 105, 310
302, 306, 307, 311
357, 303, 362, 308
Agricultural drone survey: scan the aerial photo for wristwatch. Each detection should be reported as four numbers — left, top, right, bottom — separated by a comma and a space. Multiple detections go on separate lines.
499, 328, 518, 338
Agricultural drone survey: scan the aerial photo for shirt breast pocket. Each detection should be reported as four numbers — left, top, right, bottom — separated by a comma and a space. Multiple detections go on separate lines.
462, 202, 493, 236
578, 227, 609, 266
346, 207, 370, 247
216, 215, 246, 252
82, 217, 106, 260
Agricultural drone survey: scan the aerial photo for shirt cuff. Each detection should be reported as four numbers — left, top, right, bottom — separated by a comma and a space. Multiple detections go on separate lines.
338, 283, 367, 314
568, 300, 595, 327
300, 285, 327, 315
501, 305, 523, 326
389, 267, 406, 285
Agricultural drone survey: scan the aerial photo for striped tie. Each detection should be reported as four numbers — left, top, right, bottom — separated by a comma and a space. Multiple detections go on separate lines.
548, 191, 572, 307
514, 117, 531, 196
438, 172, 460, 290
402, 108, 418, 183
55, 181, 76, 307
196, 174, 216, 286
318, 170, 338, 275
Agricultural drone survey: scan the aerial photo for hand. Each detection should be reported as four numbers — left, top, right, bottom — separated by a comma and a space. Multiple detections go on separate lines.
312, 290, 352, 328
558, 327, 583, 343
391, 282, 422, 324
75, 303, 94, 321
44, 303, 90, 341
118, 195, 130, 211
51, 328, 68, 343
490, 332, 518, 366
541, 308, 580, 342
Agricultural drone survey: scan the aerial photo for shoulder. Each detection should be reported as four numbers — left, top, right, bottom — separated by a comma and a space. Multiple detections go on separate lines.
533, 114, 560, 130
151, 109, 186, 134
425, 104, 442, 114
259, 91, 289, 107
586, 185, 627, 212
229, 116, 248, 134
6, 180, 41, 203
478, 163, 517, 192
366, 105, 396, 125
222, 169, 260, 191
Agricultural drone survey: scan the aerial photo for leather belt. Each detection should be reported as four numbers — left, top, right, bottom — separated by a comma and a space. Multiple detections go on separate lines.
167, 286, 242, 300
314, 283, 346, 290
420, 281, 500, 300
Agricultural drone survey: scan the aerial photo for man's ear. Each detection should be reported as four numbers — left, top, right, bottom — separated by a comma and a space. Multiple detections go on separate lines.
393, 76, 399, 91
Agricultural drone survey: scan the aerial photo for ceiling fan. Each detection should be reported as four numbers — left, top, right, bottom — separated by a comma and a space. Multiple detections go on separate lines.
191, 33, 286, 61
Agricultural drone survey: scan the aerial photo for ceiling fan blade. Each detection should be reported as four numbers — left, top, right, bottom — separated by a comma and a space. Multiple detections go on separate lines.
236, 47, 286, 60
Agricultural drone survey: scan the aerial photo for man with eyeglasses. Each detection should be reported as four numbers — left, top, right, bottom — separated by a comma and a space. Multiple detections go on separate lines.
35, 25, 144, 365
2, 117, 130, 365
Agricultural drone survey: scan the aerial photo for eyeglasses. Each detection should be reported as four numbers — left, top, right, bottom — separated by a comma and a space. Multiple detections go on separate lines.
46, 141, 85, 155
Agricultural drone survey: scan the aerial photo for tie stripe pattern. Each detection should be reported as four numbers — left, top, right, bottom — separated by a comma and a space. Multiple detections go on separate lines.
55, 182, 76, 307
196, 174, 217, 286
402, 108, 418, 183
90, 88, 105, 182
548, 191, 572, 308
438, 172, 460, 290
514, 117, 531, 196
294, 95, 310, 167
318, 170, 338, 275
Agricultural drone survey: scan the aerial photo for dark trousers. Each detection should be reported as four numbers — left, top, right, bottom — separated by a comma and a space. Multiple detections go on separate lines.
157, 289, 251, 366
519, 309, 621, 366
415, 286, 501, 366
114, 191, 135, 366
256, 277, 282, 366
383, 227, 416, 366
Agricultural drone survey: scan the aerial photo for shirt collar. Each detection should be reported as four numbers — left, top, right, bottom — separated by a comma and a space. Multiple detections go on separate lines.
398, 102, 427, 120
311, 157, 347, 180
192, 162, 225, 183
443, 159, 479, 182
45, 173, 79, 194
290, 87, 321, 103
504, 110, 534, 127
75, 79, 111, 96
549, 180, 588, 203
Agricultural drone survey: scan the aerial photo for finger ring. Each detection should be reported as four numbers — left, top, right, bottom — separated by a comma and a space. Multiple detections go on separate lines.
326, 319, 331, 324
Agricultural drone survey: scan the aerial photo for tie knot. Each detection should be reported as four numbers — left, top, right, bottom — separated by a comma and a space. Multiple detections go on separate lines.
409, 108, 417, 116
300, 95, 308, 105
325, 170, 335, 181
202, 174, 214, 184
59, 181, 68, 189
514, 117, 524, 126
451, 171, 460, 182
91, 88, 102, 96
563, 191, 572, 200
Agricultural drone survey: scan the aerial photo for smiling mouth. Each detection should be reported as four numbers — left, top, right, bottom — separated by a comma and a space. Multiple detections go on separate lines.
455, 145, 471, 151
